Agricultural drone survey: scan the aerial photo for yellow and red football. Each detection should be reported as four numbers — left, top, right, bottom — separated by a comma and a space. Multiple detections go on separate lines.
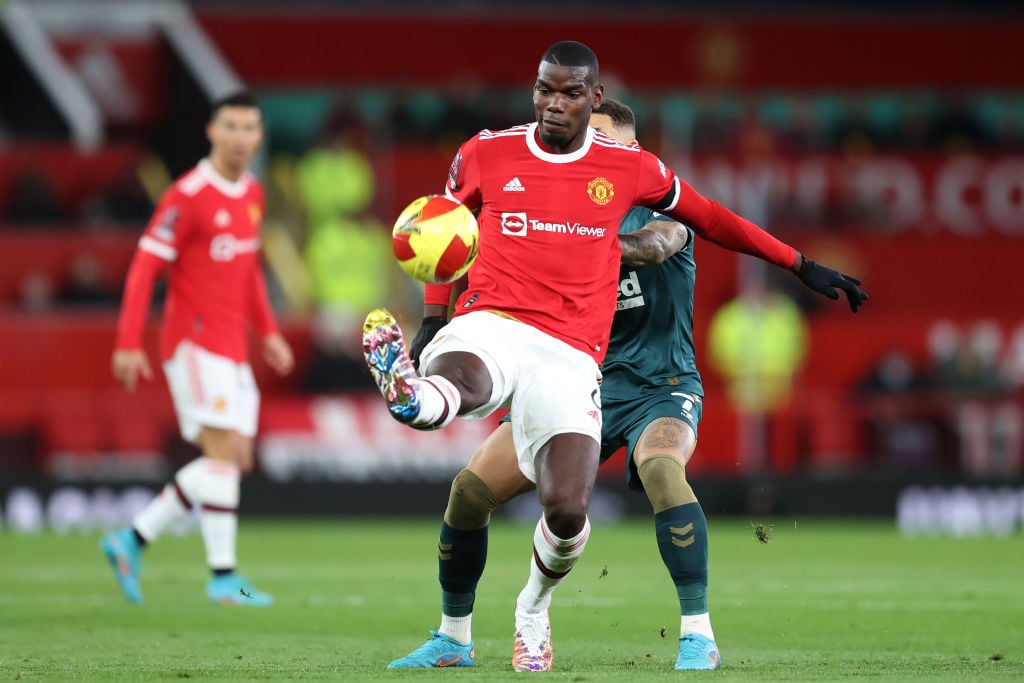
391, 194, 479, 284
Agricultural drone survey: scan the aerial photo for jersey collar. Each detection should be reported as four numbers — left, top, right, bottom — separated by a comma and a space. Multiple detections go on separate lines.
198, 158, 250, 198
525, 122, 594, 164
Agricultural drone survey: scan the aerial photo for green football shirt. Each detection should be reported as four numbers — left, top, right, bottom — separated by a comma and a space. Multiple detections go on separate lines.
601, 206, 703, 400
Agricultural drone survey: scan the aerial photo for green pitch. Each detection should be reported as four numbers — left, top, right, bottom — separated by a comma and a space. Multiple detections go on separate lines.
1, 518, 1021, 680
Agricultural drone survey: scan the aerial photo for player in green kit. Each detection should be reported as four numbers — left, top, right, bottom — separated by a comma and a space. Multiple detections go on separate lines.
593, 105, 715, 670
388, 99, 721, 672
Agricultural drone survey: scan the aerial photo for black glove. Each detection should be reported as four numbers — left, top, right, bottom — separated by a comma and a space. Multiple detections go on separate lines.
409, 316, 447, 369
795, 257, 869, 313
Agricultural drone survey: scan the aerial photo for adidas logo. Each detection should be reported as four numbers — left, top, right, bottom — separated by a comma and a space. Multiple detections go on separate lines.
503, 177, 525, 192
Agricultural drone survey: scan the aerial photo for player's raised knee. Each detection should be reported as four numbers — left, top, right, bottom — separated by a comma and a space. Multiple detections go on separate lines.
427, 352, 493, 412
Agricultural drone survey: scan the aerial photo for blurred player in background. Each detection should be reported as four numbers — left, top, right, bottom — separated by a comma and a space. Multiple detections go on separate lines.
364, 41, 867, 671
101, 91, 294, 606
389, 98, 722, 672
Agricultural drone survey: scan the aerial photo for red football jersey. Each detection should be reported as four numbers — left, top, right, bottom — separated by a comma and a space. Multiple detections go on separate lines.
116, 159, 278, 362
442, 123, 797, 362
445, 123, 680, 361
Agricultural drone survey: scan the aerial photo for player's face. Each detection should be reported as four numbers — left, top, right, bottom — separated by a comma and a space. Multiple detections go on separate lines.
589, 112, 635, 146
533, 62, 603, 153
207, 105, 263, 173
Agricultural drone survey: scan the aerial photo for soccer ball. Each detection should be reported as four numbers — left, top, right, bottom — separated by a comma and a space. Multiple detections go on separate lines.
391, 194, 479, 284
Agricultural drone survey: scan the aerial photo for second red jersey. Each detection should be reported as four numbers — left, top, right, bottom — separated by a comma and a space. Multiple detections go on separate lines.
446, 123, 679, 362
121, 159, 274, 362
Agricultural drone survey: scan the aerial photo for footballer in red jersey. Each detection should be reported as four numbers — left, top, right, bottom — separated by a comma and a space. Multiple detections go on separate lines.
441, 121, 801, 363
389, 99, 724, 673
102, 92, 292, 608
364, 41, 867, 672
119, 157, 274, 365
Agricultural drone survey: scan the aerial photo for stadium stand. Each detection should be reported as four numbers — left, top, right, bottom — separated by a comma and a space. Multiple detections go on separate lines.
1, 0, 1023, 485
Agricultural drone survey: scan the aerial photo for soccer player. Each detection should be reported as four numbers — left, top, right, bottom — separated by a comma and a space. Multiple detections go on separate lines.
387, 97, 724, 671
363, 41, 866, 670
388, 98, 723, 672
100, 91, 294, 606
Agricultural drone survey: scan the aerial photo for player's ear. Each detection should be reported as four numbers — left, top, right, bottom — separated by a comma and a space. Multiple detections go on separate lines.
592, 84, 604, 108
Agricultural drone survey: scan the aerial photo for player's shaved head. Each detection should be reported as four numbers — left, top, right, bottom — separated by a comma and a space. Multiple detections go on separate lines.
534, 41, 603, 153
541, 41, 599, 85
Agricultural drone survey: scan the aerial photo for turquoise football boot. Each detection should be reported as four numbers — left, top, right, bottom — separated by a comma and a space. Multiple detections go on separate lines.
206, 573, 273, 607
675, 633, 721, 670
388, 630, 475, 669
100, 528, 143, 604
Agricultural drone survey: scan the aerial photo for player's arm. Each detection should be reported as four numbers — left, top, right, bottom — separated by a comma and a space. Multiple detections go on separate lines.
619, 218, 690, 266
249, 257, 294, 377
113, 195, 186, 392
423, 281, 455, 321
411, 138, 483, 366
411, 276, 469, 368
651, 164, 868, 312
247, 188, 294, 377
113, 249, 164, 392
654, 173, 795, 268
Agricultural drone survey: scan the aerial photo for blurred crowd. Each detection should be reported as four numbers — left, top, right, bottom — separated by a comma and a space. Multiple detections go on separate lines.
2, 86, 1024, 467
661, 91, 1024, 156
857, 319, 1024, 479
4, 87, 1023, 224
3, 88, 1021, 314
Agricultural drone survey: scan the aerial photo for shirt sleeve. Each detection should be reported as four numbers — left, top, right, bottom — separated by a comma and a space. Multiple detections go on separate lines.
424, 282, 454, 307
432, 136, 481, 308
249, 188, 278, 338
114, 248, 166, 350
115, 188, 190, 350
137, 188, 191, 262
249, 258, 279, 338
638, 151, 797, 270
443, 136, 482, 211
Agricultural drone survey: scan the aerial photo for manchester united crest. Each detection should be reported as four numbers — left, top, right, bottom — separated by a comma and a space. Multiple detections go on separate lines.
249, 203, 262, 225
587, 177, 614, 205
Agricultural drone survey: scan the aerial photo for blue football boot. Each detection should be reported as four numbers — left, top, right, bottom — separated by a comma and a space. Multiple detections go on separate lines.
675, 633, 721, 670
100, 528, 143, 604
206, 573, 273, 607
388, 630, 475, 669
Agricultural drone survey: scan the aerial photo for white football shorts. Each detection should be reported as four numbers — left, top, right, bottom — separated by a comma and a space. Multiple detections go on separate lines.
163, 340, 260, 443
418, 311, 602, 482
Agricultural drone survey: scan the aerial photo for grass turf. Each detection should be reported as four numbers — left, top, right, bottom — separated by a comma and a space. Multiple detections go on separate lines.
1, 517, 1021, 680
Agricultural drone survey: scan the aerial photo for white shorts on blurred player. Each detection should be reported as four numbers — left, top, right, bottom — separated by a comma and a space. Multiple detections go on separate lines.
419, 311, 602, 482
163, 340, 260, 443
